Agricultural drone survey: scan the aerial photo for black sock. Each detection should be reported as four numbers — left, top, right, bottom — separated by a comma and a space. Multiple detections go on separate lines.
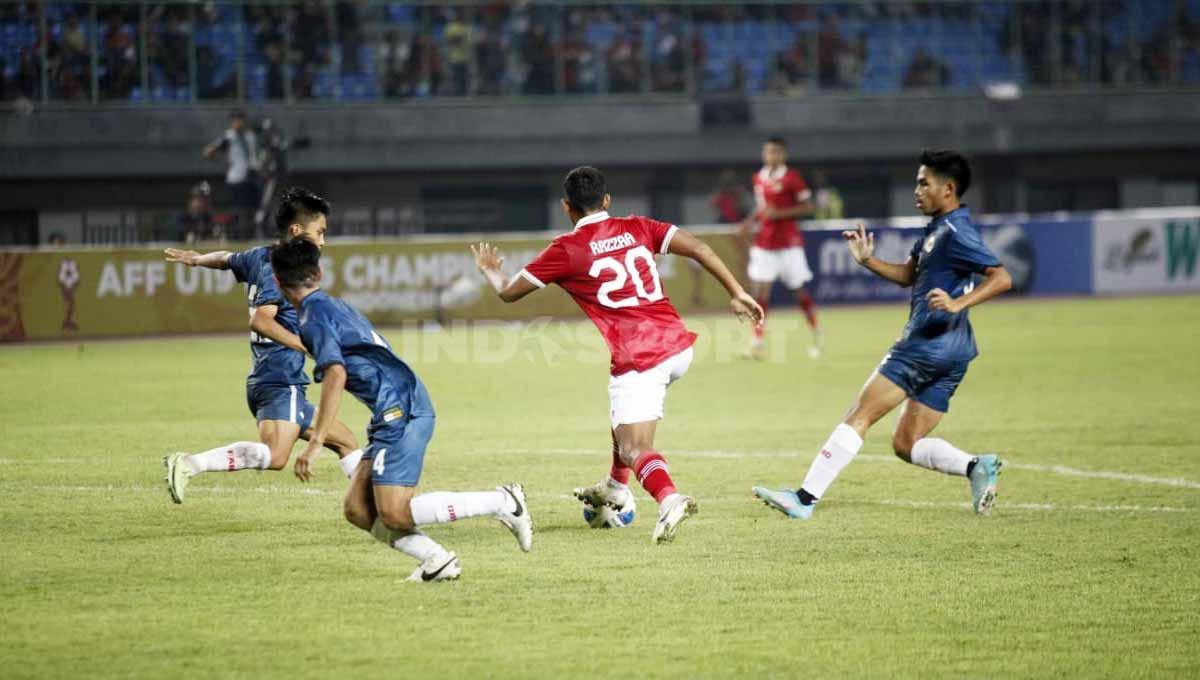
797, 488, 818, 506
965, 458, 978, 477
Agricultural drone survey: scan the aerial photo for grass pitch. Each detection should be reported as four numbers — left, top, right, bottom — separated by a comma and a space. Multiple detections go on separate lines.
2, 295, 1198, 678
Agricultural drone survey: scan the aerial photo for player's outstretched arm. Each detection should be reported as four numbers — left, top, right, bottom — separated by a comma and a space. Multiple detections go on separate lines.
250, 305, 306, 353
927, 265, 1012, 314
843, 223, 916, 287
164, 248, 232, 270
471, 242, 538, 303
668, 229, 764, 326
294, 363, 346, 483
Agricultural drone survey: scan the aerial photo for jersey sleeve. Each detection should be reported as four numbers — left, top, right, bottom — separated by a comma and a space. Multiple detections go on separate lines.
947, 225, 1002, 274
226, 248, 255, 283
790, 172, 813, 202
300, 309, 345, 379
520, 241, 572, 288
642, 217, 680, 255
253, 270, 285, 307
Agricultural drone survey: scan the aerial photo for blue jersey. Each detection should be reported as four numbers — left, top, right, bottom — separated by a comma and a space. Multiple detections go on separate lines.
227, 246, 309, 387
895, 207, 1001, 363
298, 289, 435, 426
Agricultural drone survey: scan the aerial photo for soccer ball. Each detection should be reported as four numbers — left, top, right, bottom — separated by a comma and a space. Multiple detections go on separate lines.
582, 495, 637, 529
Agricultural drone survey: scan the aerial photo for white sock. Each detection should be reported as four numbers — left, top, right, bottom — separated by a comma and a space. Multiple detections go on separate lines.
658, 492, 680, 511
909, 438, 974, 476
409, 490, 508, 525
370, 519, 444, 562
800, 424, 864, 501
184, 441, 271, 474
338, 449, 364, 478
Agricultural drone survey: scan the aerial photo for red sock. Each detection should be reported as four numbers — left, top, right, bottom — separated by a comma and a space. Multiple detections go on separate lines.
796, 289, 818, 329
634, 451, 677, 502
754, 296, 770, 340
609, 438, 631, 485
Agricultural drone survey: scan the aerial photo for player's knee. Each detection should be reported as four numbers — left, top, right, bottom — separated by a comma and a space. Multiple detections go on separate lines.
266, 449, 290, 470
891, 432, 915, 461
343, 498, 373, 531
377, 505, 415, 532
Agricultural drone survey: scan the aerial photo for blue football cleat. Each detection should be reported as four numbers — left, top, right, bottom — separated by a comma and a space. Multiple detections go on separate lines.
752, 486, 815, 519
969, 454, 1003, 515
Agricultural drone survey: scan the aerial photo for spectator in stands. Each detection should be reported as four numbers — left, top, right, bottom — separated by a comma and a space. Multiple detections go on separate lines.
443, 9, 470, 95
100, 10, 137, 100
710, 170, 751, 224
177, 182, 222, 243
521, 23, 555, 95
336, 0, 362, 75
773, 35, 812, 94
265, 42, 286, 99
652, 29, 687, 93
608, 27, 641, 93
811, 170, 845, 220
294, 0, 330, 72
476, 20, 508, 96
379, 30, 410, 97
817, 14, 847, 88
903, 48, 951, 88
203, 109, 262, 237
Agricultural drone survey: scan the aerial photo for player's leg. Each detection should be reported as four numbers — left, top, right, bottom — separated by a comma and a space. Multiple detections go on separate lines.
745, 246, 777, 358
753, 369, 907, 518
781, 247, 821, 357
366, 417, 531, 579
572, 429, 633, 511
895, 367, 1003, 514
343, 457, 376, 531
610, 348, 697, 543
299, 416, 364, 478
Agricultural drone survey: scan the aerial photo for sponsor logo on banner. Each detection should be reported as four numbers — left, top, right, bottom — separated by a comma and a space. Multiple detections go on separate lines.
1093, 217, 1200, 293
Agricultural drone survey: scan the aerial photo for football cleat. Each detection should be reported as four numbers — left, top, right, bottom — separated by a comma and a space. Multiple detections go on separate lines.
495, 483, 533, 553
573, 479, 631, 511
969, 454, 1003, 515
651, 494, 697, 544
406, 551, 461, 583
752, 486, 815, 519
163, 452, 191, 504
742, 337, 767, 361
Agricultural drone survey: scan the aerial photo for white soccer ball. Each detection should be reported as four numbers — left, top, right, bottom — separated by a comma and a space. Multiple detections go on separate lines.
582, 495, 637, 529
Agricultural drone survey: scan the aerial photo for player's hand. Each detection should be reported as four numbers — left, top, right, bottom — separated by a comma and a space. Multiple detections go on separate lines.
164, 248, 201, 266
293, 441, 321, 483
762, 207, 782, 220
926, 288, 963, 314
470, 242, 504, 273
731, 291, 765, 327
842, 223, 874, 264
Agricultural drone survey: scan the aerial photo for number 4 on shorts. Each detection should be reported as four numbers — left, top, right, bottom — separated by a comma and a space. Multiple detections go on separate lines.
373, 450, 387, 475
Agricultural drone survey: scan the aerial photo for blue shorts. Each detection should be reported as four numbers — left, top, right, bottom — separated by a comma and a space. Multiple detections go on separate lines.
878, 349, 969, 413
364, 416, 435, 487
245, 383, 315, 430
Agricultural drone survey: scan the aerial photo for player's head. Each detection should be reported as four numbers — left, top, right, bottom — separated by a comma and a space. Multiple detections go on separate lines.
270, 237, 323, 301
762, 136, 787, 168
916, 149, 971, 217
230, 108, 247, 131
275, 186, 329, 247
561, 166, 611, 222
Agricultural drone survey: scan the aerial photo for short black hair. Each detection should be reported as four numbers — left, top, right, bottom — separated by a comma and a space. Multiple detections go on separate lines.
919, 149, 972, 197
765, 135, 787, 147
270, 237, 322, 290
274, 186, 330, 238
563, 166, 607, 213
230, 108, 247, 120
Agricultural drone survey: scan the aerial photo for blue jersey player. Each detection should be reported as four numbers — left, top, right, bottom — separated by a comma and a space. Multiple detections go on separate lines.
161, 188, 363, 504
270, 238, 532, 582
754, 149, 1013, 519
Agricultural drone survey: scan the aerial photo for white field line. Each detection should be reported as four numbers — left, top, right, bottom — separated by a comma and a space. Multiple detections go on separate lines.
4, 449, 1200, 492
520, 449, 1200, 491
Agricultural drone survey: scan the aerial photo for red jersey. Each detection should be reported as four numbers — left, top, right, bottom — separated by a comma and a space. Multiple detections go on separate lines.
752, 166, 812, 250
520, 211, 698, 376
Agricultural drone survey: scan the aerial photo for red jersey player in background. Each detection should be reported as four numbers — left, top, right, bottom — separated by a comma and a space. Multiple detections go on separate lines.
472, 166, 763, 544
741, 136, 822, 359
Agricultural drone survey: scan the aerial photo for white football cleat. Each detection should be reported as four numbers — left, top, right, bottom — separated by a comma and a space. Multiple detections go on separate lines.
651, 494, 698, 544
495, 483, 533, 552
406, 550, 461, 583
572, 479, 631, 511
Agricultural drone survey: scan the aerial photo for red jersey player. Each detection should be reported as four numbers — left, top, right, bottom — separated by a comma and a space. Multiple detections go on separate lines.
741, 136, 822, 359
472, 166, 763, 544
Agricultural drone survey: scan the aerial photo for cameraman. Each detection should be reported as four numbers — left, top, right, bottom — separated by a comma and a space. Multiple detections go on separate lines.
203, 108, 262, 238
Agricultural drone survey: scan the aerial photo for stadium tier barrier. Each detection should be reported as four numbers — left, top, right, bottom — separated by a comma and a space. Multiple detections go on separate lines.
1, 207, 1198, 342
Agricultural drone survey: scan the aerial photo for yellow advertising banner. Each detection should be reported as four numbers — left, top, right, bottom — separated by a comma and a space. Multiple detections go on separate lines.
0, 231, 746, 342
